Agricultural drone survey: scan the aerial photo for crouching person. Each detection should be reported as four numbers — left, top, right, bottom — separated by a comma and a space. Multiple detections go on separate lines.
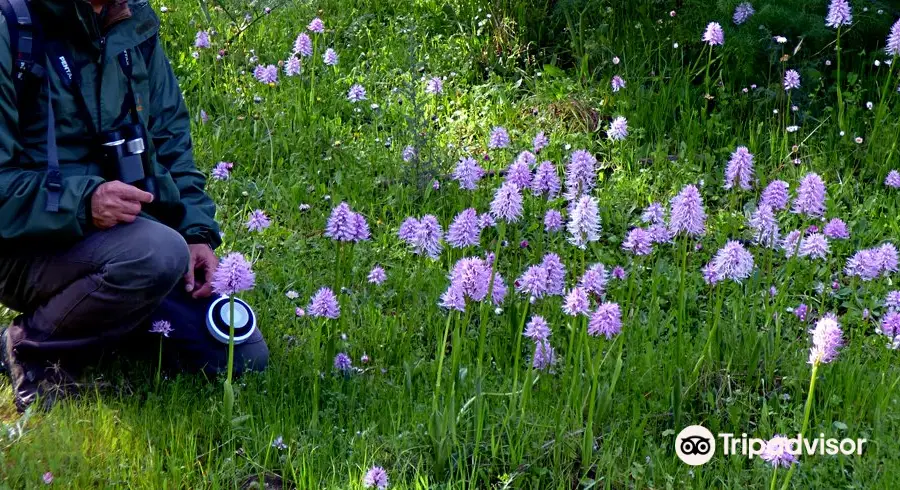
0, 0, 267, 412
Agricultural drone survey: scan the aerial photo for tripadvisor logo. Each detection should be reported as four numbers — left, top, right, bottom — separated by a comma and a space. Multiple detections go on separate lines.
675, 425, 866, 466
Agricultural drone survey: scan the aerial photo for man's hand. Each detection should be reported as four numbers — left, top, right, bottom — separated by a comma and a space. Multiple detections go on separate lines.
90, 181, 154, 229
184, 243, 218, 299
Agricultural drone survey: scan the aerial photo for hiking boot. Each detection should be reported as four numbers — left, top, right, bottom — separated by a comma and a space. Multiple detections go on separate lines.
2, 325, 44, 412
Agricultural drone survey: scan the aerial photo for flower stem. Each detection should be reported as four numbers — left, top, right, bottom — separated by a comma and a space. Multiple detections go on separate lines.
778, 361, 819, 490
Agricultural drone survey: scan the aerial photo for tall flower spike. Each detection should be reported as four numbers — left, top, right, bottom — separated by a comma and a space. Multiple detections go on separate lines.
533, 131, 549, 153
761, 435, 798, 468
622, 228, 653, 256
567, 195, 601, 249
886, 170, 900, 189
733, 2, 755, 25
724, 146, 754, 191
564, 150, 597, 201
798, 233, 830, 260
516, 265, 550, 301
362, 466, 389, 489
524, 316, 551, 341
447, 208, 481, 249
532, 340, 557, 370
505, 161, 532, 189
588, 302, 622, 339
669, 184, 706, 237
453, 156, 485, 190
712, 240, 755, 282
641, 202, 666, 224
749, 204, 780, 248
246, 209, 272, 232
532, 161, 561, 198
579, 263, 609, 296
308, 287, 340, 319
544, 209, 564, 232
413, 215, 444, 259
212, 253, 255, 296
541, 253, 566, 296
702, 22, 724, 46
608, 116, 628, 141
792, 173, 826, 217
760, 180, 790, 210
887, 19, 900, 57
489, 126, 510, 149
610, 75, 625, 92
823, 218, 850, 239
808, 315, 843, 364
783, 69, 801, 90
293, 33, 312, 57
562, 287, 590, 316
490, 182, 524, 223
825, 0, 852, 28
325, 202, 356, 242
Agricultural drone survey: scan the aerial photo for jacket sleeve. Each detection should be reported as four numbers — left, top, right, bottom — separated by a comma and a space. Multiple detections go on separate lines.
0, 17, 104, 243
145, 37, 222, 249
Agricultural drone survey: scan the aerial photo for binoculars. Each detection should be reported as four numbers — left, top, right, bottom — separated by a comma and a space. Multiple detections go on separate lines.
100, 123, 157, 196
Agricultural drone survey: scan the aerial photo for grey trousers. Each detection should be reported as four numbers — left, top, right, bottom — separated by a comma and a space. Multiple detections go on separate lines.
0, 217, 267, 375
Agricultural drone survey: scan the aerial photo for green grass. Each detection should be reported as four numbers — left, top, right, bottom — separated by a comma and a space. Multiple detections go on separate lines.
3, 0, 900, 487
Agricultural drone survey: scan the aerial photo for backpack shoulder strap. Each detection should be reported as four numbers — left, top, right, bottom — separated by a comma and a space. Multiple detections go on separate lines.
0, 0, 44, 95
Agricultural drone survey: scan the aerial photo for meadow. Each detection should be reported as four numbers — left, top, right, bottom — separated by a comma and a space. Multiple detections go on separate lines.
3, 0, 900, 487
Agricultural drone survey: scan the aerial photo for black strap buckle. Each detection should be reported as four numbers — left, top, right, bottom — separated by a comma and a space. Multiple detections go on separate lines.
45, 169, 62, 191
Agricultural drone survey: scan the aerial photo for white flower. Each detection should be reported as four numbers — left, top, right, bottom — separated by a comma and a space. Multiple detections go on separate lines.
774, 36, 787, 43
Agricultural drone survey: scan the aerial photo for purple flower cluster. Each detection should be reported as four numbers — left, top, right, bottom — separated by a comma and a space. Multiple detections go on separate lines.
760, 180, 790, 210
517, 264, 550, 300
886, 170, 900, 189
212, 253, 255, 296
532, 340, 557, 370
750, 204, 780, 248
588, 302, 622, 338
702, 22, 725, 46
761, 435, 798, 468
608, 116, 628, 141
524, 316, 551, 341
425, 76, 443, 95
367, 266, 387, 285
334, 352, 352, 372
641, 202, 666, 224
533, 131, 549, 153
490, 182, 524, 223
294, 33, 313, 57
544, 209, 563, 232
532, 161, 561, 198
309, 287, 340, 319
808, 315, 843, 364
784, 69, 801, 90
347, 84, 367, 102
254, 64, 278, 84
579, 263, 609, 296
542, 253, 567, 296
399, 215, 444, 259
792, 173, 826, 217
825, 0, 852, 28
195, 30, 211, 49
453, 157, 484, 190
440, 257, 506, 310
150, 320, 173, 337
724, 146, 754, 191
447, 208, 481, 248
307, 17, 325, 33
669, 184, 706, 237
798, 233, 830, 260
323, 48, 339, 66
562, 287, 590, 316
845, 243, 898, 280
705, 240, 755, 285
362, 466, 389, 489
622, 228, 653, 256
284, 57, 301, 77
886, 291, 900, 311
505, 161, 532, 189
564, 150, 597, 201
489, 126, 510, 149
567, 195, 601, 248
611, 75, 625, 92
733, 3, 755, 25
211, 161, 233, 181
325, 202, 370, 242
878, 311, 900, 348
246, 209, 272, 232
823, 218, 849, 239
888, 19, 900, 57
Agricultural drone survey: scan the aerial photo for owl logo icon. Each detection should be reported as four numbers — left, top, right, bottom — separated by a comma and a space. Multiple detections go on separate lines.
676, 425, 716, 465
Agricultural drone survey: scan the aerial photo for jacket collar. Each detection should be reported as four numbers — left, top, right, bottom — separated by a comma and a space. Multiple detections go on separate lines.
32, 0, 132, 49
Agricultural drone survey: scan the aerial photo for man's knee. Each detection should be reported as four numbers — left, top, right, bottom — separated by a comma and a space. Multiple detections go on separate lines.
103, 220, 190, 295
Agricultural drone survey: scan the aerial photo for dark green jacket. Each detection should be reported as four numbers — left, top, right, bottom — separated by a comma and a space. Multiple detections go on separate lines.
0, 0, 221, 248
